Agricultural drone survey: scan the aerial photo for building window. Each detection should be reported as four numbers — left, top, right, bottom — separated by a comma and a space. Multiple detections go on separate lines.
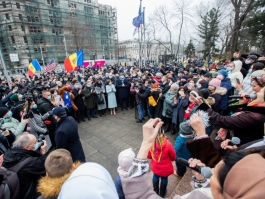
21, 25, 25, 31
34, 48, 38, 52
49, 16, 53, 23
18, 14, 22, 20
23, 36, 28, 43
16, 2, 20, 9
35, 17, 39, 22
100, 25, 103, 29
5, 13, 9, 20
8, 25, 12, 31
2, 1, 6, 8
27, 16, 31, 22
11, 36, 15, 44
84, 0, 91, 2
99, 10, 104, 15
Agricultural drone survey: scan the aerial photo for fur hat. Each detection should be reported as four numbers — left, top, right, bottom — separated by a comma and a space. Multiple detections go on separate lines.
251, 70, 265, 78
209, 78, 221, 88
118, 148, 135, 171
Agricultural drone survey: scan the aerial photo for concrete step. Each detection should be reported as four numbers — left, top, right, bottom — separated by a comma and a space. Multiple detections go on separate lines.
169, 168, 193, 199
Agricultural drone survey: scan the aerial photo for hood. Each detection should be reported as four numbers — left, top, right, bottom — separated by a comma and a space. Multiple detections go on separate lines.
58, 162, 118, 199
3, 148, 40, 168
222, 77, 231, 84
204, 97, 215, 106
223, 154, 265, 199
230, 60, 242, 73
211, 87, 227, 96
37, 161, 82, 198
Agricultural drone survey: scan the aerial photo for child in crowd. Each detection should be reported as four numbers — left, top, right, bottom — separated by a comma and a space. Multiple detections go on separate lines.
115, 148, 135, 199
37, 149, 81, 199
147, 132, 176, 197
174, 121, 195, 178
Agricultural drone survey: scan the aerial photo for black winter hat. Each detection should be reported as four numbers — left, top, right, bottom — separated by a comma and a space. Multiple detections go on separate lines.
0, 107, 9, 118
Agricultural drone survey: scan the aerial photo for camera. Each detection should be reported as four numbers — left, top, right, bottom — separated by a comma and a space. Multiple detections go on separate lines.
35, 134, 45, 150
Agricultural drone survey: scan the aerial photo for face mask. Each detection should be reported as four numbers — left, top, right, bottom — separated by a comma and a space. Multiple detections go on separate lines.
7, 111, 12, 117
144, 84, 148, 87
81, 79, 84, 82
74, 85, 79, 89
226, 67, 233, 71
178, 91, 184, 95
32, 104, 37, 109
47, 96, 51, 100
3, 118, 10, 123
132, 74, 136, 77
120, 76, 124, 79
197, 85, 201, 88
19, 94, 23, 99
248, 69, 252, 74
58, 83, 62, 87
245, 61, 251, 64
87, 85, 91, 89
34, 143, 39, 151
217, 74, 224, 80
109, 76, 113, 78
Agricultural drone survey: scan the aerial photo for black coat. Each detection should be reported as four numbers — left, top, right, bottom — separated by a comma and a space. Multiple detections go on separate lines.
72, 89, 86, 111
3, 148, 48, 199
55, 116, 86, 162
116, 79, 129, 98
37, 98, 54, 115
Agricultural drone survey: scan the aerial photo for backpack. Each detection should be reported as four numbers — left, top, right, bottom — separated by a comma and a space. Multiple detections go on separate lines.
0, 158, 32, 199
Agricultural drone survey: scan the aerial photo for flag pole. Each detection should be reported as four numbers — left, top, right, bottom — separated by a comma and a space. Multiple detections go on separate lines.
143, 7, 146, 67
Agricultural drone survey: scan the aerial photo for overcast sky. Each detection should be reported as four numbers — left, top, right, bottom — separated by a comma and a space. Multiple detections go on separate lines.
98, 0, 166, 41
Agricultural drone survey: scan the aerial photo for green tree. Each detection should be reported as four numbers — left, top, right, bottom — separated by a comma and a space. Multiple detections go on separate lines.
184, 39, 195, 58
198, 8, 220, 59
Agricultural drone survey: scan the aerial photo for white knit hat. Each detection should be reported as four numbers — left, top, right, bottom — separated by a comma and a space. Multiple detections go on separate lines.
251, 70, 265, 78
118, 148, 135, 171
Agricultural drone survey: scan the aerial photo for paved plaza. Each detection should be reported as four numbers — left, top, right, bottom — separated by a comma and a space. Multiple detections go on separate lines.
78, 108, 175, 179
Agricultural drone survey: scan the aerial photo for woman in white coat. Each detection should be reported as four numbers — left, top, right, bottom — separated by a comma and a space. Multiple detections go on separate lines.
106, 79, 117, 115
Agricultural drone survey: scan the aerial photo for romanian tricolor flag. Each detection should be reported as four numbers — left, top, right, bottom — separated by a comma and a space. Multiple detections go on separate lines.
64, 50, 84, 72
28, 59, 41, 77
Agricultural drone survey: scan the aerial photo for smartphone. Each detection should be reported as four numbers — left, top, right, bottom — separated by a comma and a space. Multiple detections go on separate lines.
236, 78, 240, 84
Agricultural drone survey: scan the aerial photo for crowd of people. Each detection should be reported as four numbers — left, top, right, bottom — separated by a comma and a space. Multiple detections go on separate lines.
0, 52, 264, 198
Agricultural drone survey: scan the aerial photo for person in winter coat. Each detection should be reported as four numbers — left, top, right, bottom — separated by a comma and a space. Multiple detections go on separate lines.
72, 82, 86, 123
106, 79, 117, 115
161, 83, 178, 132
216, 69, 232, 114
0, 107, 28, 136
82, 80, 97, 120
174, 121, 195, 177
208, 78, 227, 112
147, 133, 176, 197
37, 149, 82, 199
58, 86, 77, 117
95, 80, 107, 116
237, 63, 265, 95
53, 107, 86, 162
3, 133, 48, 199
23, 101, 52, 151
227, 60, 243, 94
37, 90, 57, 147
171, 86, 189, 135
160, 75, 170, 94
116, 73, 129, 111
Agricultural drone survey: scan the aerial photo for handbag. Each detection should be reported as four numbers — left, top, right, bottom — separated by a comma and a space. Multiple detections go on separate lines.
148, 96, 159, 107
97, 94, 104, 104
166, 109, 173, 117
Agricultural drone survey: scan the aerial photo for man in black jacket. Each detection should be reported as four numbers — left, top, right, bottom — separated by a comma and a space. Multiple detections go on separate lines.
37, 90, 56, 147
53, 107, 86, 162
3, 132, 48, 199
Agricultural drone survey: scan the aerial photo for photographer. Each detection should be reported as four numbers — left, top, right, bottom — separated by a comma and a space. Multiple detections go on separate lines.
0, 107, 28, 136
3, 133, 48, 199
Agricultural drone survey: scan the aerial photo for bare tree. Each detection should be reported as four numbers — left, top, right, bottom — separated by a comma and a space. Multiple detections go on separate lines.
230, 0, 255, 55
172, 0, 192, 57
149, 5, 173, 54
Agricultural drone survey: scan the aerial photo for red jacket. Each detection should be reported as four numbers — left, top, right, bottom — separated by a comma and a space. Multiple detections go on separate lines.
147, 138, 176, 177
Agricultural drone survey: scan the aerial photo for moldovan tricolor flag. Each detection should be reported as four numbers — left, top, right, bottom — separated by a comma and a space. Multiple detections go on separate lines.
64, 50, 84, 72
28, 59, 41, 77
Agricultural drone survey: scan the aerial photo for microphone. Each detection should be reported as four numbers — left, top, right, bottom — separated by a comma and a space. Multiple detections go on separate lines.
177, 158, 212, 179
228, 137, 241, 146
229, 94, 257, 99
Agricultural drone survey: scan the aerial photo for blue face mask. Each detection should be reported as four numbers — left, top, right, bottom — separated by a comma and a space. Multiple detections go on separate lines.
87, 85, 91, 89
34, 143, 40, 151
3, 118, 10, 123
7, 111, 12, 117
248, 69, 252, 74
245, 61, 251, 65
32, 104, 37, 109
226, 67, 233, 71
47, 96, 51, 100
